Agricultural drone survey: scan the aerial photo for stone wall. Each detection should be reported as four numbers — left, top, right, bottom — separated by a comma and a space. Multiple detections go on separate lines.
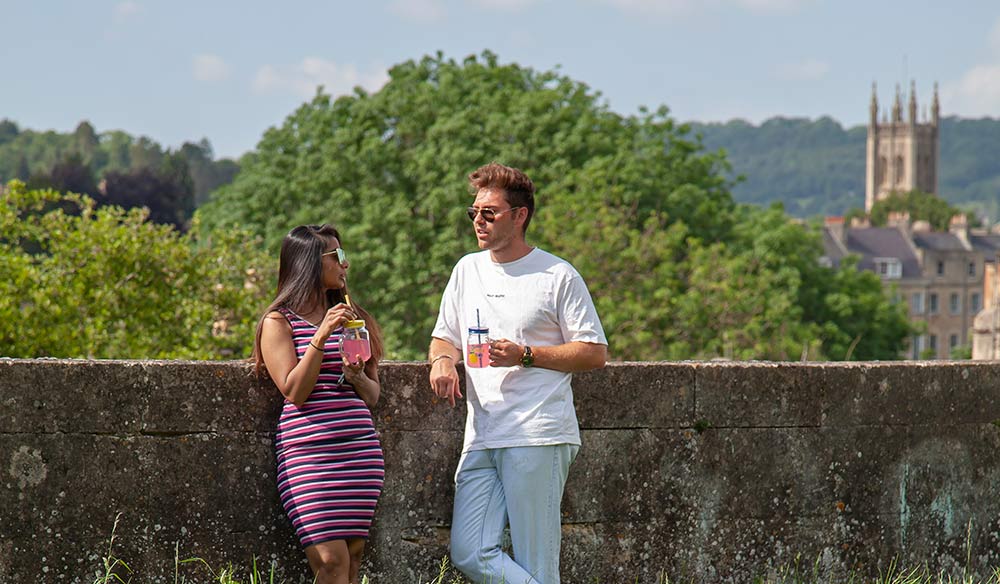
2, 359, 1000, 583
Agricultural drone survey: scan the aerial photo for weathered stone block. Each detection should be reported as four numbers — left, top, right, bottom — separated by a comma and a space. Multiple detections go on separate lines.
0, 360, 146, 433
694, 362, 824, 428
373, 362, 467, 432
566, 428, 697, 524
574, 362, 694, 429
822, 362, 1000, 427
137, 361, 277, 433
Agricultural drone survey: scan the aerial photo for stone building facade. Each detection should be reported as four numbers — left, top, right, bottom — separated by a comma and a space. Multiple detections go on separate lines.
823, 213, 1000, 359
865, 82, 940, 212
972, 262, 1000, 358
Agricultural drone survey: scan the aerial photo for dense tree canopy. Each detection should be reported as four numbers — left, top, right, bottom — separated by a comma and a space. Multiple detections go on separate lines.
199, 52, 915, 361
0, 120, 239, 229
0, 181, 273, 359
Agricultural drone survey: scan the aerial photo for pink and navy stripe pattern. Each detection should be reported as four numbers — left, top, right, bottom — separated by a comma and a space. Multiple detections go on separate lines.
275, 308, 384, 546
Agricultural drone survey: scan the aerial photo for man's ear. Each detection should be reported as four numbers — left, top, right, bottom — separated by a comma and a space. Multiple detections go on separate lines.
515, 207, 529, 228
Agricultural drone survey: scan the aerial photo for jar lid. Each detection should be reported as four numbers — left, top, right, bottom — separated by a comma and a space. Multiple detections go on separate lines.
345, 320, 366, 328
468, 326, 489, 334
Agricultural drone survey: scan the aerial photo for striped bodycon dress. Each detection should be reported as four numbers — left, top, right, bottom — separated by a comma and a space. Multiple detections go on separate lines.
274, 308, 385, 547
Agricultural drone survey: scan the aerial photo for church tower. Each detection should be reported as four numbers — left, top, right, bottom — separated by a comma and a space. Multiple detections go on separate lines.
865, 81, 940, 212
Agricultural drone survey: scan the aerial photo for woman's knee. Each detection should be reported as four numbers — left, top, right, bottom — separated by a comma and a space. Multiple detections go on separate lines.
306, 541, 351, 580
317, 554, 349, 576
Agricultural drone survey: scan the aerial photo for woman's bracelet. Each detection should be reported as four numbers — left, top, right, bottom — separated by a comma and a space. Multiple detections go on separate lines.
430, 354, 454, 365
309, 341, 324, 352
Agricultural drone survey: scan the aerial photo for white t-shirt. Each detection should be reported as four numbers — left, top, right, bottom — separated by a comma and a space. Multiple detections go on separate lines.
432, 248, 607, 452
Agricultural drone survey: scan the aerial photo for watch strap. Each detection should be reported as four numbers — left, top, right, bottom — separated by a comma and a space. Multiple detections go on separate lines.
520, 345, 534, 367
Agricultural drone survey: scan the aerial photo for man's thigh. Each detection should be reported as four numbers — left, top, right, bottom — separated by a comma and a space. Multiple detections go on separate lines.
451, 449, 507, 546
496, 444, 578, 527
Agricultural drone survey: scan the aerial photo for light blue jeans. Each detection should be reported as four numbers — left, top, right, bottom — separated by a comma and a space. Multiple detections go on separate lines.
449, 444, 579, 584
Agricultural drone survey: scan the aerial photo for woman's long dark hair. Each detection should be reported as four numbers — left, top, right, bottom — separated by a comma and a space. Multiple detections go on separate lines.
252, 224, 384, 376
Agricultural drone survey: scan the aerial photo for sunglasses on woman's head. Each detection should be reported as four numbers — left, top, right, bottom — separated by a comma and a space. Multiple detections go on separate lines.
466, 206, 523, 222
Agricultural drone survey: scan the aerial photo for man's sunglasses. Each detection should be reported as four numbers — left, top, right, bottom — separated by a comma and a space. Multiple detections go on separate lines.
466, 206, 523, 223
321, 248, 347, 264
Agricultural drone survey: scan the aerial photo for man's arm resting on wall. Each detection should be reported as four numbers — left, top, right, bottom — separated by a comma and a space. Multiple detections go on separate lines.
527, 341, 607, 372
489, 340, 607, 372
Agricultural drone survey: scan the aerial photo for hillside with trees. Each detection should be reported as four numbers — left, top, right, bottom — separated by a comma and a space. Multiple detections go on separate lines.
0, 120, 239, 228
691, 116, 1000, 221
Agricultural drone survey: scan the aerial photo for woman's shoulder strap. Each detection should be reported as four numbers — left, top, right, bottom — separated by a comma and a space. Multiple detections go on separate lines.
269, 307, 295, 324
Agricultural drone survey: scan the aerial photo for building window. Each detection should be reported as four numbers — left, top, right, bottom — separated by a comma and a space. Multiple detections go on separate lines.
875, 257, 902, 280
929, 335, 938, 351
969, 262, 976, 277
950, 293, 961, 315
929, 293, 939, 314
972, 293, 982, 313
895, 156, 904, 185
937, 261, 945, 276
911, 292, 924, 314
911, 335, 925, 359
950, 334, 959, 349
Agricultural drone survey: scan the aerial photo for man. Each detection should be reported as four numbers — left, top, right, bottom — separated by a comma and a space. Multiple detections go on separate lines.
428, 162, 608, 584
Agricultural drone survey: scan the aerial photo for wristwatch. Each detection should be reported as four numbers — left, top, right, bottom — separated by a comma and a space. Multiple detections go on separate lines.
520, 345, 534, 368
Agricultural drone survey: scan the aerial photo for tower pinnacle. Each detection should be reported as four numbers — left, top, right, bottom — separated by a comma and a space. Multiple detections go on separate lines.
931, 82, 940, 126
870, 82, 878, 126
892, 84, 902, 123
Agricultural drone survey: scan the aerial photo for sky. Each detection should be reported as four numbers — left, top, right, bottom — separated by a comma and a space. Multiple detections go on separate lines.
3, 0, 999, 159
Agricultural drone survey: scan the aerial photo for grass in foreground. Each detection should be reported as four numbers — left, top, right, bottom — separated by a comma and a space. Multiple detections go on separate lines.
89, 515, 1000, 584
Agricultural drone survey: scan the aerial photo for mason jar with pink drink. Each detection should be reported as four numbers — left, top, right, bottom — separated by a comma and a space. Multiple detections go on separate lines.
466, 326, 491, 368
340, 320, 372, 363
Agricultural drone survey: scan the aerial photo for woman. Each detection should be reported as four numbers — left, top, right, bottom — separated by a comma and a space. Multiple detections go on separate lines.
253, 224, 385, 584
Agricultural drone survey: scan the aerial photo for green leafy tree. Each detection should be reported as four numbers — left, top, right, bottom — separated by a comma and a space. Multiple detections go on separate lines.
15, 155, 30, 180
99, 166, 193, 229
843, 206, 866, 226
160, 150, 196, 224
198, 52, 914, 361
28, 153, 98, 197
128, 136, 165, 170
0, 119, 19, 145
179, 139, 240, 205
73, 121, 100, 166
868, 189, 965, 230
732, 204, 916, 360
0, 181, 274, 359
198, 52, 735, 359
101, 130, 135, 173
810, 256, 916, 360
